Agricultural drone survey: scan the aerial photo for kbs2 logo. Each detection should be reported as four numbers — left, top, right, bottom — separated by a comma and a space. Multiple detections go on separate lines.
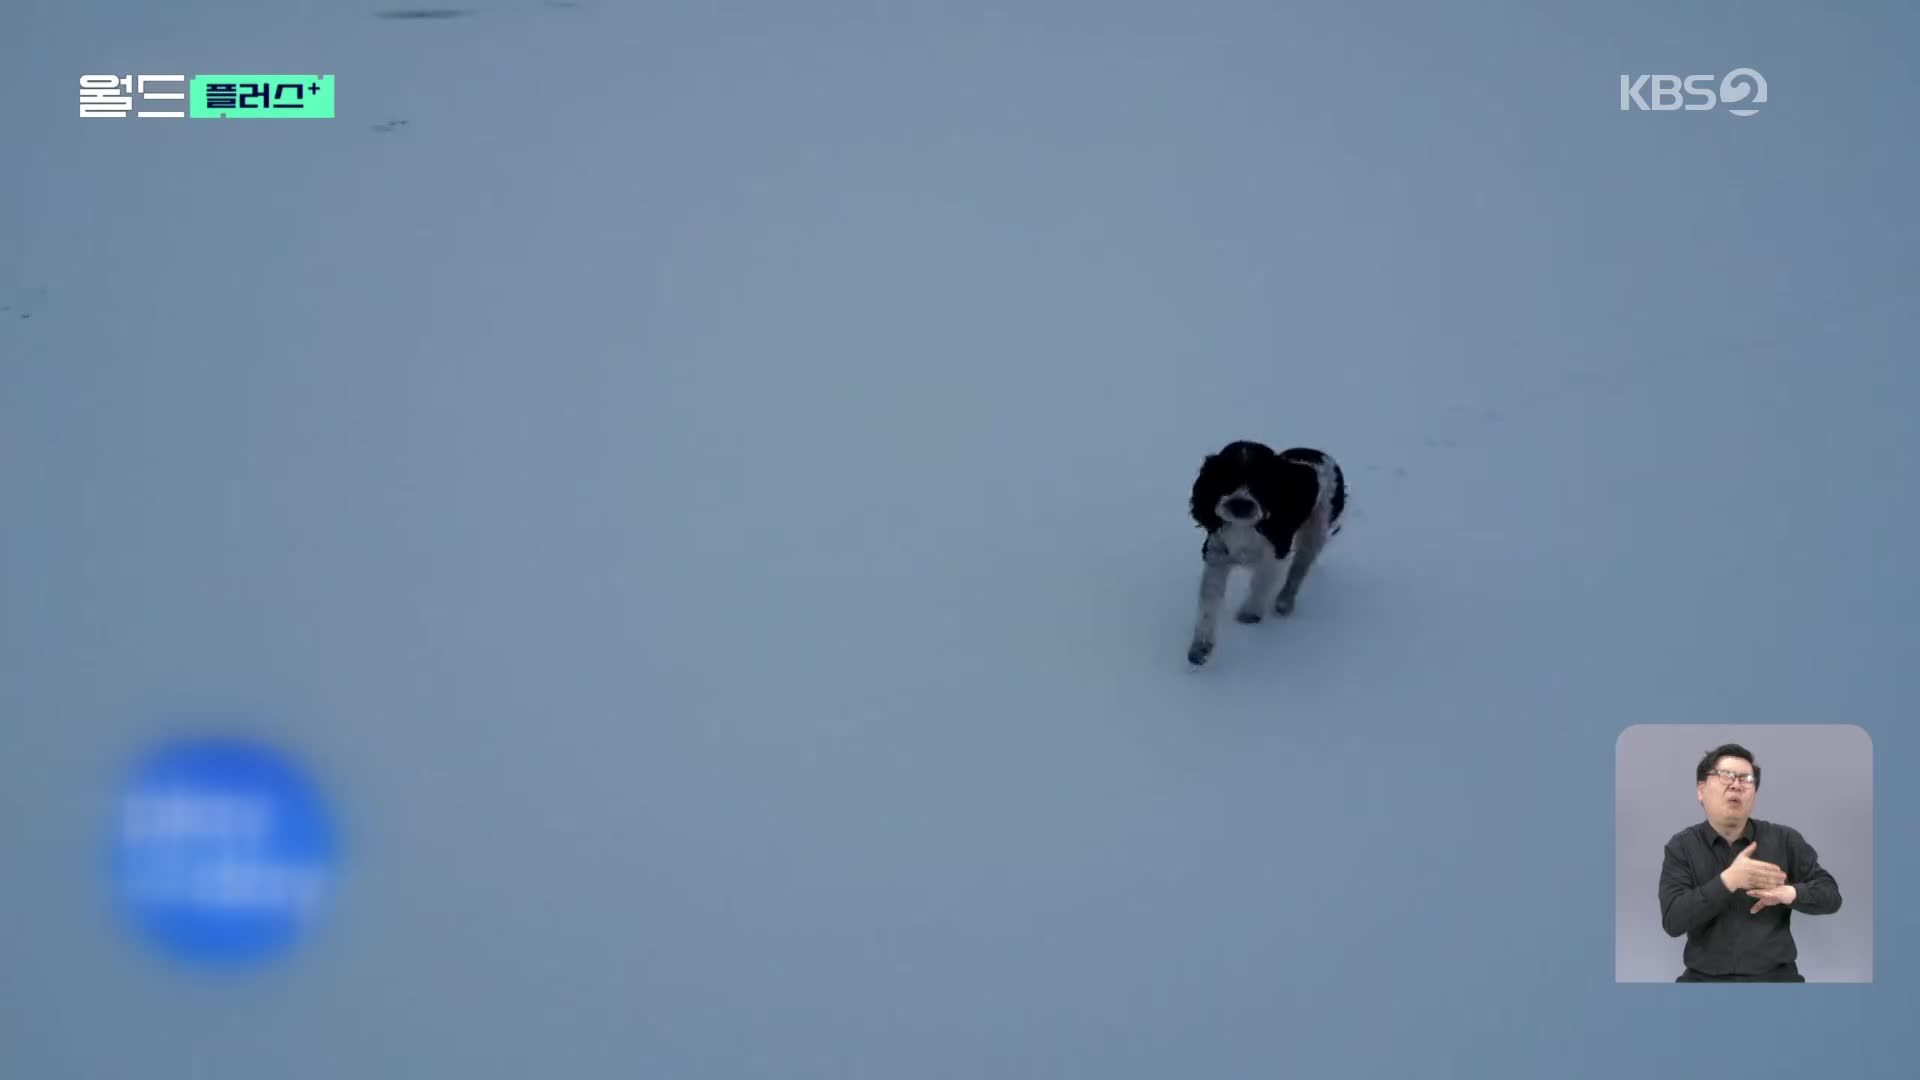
1619, 68, 1767, 118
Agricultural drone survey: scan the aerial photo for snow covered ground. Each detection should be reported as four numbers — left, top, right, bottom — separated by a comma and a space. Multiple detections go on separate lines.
3, 2, 1916, 1076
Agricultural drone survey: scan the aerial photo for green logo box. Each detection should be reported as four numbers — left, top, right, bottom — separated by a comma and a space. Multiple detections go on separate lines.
190, 75, 333, 118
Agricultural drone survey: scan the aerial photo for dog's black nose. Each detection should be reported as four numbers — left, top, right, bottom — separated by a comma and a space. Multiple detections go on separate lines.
1224, 497, 1256, 518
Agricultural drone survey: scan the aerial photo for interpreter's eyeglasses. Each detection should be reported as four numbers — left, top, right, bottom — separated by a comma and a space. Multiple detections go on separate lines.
1707, 769, 1756, 788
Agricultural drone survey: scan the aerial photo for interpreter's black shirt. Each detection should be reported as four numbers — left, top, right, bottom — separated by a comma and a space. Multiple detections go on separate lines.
1659, 818, 1842, 978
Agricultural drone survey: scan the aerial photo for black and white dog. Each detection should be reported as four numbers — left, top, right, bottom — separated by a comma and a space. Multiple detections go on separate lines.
1186, 441, 1346, 666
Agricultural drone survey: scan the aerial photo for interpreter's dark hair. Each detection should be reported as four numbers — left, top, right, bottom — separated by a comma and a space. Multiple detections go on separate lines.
1696, 743, 1760, 788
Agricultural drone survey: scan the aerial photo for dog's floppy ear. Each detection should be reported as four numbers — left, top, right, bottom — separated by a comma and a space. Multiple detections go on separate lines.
1250, 463, 1314, 555
1189, 453, 1225, 531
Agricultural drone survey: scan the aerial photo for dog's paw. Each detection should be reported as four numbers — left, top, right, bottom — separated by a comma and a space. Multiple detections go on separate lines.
1273, 594, 1295, 616
1235, 610, 1263, 624
1187, 639, 1214, 666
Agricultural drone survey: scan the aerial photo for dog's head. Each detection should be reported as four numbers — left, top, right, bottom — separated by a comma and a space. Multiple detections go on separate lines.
1189, 440, 1279, 532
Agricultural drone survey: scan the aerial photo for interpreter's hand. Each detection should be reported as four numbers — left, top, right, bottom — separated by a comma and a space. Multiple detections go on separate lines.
1746, 884, 1798, 914
1720, 842, 1787, 892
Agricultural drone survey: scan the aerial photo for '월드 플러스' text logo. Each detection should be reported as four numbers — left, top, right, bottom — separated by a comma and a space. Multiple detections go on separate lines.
111, 735, 341, 967
80, 74, 334, 118
1620, 68, 1766, 117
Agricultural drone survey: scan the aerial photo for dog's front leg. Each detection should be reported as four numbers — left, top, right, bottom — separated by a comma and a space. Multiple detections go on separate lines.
1237, 556, 1280, 624
1188, 551, 1231, 666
